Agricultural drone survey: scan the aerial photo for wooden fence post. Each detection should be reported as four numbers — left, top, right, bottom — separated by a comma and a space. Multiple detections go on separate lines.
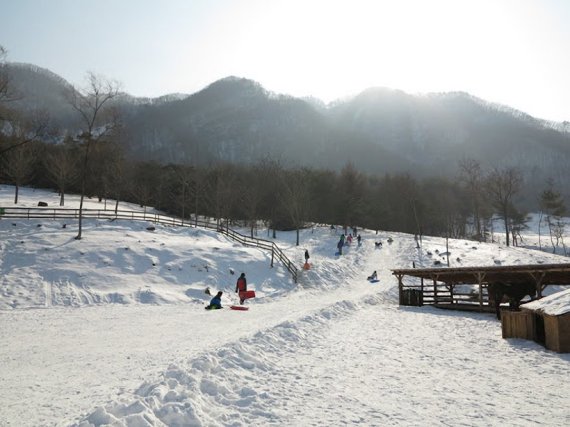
433, 278, 438, 305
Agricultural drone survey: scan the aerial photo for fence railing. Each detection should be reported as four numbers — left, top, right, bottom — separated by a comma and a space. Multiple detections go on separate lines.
0, 207, 298, 282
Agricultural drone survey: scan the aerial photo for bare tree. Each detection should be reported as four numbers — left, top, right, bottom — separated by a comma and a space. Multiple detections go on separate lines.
67, 72, 120, 239
0, 111, 47, 194
256, 157, 283, 239
0, 110, 49, 158
2, 142, 37, 203
458, 158, 485, 240
44, 142, 79, 206
336, 162, 366, 233
280, 168, 311, 246
210, 164, 236, 229
190, 167, 208, 226
485, 166, 523, 247
174, 164, 194, 222
0, 45, 9, 110
538, 179, 566, 254
128, 162, 161, 215
240, 169, 263, 238
0, 45, 15, 118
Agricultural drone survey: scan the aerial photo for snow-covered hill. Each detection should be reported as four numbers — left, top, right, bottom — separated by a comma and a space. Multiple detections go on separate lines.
1, 186, 569, 426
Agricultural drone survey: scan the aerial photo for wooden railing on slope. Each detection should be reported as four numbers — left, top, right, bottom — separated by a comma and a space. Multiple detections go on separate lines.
0, 207, 298, 283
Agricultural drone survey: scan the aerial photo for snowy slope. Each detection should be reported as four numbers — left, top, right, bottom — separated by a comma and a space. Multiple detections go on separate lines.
1, 186, 569, 426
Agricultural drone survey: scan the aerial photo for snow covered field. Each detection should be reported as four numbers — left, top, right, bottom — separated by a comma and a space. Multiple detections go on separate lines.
1, 186, 569, 426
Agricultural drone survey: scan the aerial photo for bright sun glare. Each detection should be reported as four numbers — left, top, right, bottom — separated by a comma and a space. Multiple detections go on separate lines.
226, 0, 501, 101
203, 0, 554, 114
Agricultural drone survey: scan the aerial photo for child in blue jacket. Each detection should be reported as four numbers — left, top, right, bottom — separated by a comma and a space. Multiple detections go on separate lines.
205, 291, 223, 310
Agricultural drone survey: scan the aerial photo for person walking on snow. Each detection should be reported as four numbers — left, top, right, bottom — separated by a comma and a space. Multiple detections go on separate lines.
235, 273, 247, 305
303, 249, 311, 270
205, 291, 223, 310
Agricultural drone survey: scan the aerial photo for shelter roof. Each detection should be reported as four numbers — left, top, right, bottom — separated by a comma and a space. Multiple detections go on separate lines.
523, 288, 570, 316
391, 263, 570, 285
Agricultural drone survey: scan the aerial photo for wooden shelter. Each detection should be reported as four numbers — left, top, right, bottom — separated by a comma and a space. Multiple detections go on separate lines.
541, 311, 570, 352
505, 290, 570, 353
392, 263, 570, 312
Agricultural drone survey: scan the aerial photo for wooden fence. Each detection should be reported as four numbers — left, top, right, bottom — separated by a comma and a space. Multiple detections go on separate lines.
0, 206, 298, 283
397, 278, 494, 312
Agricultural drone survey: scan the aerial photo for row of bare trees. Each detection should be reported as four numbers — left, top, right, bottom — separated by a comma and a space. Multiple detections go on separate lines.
4, 128, 564, 248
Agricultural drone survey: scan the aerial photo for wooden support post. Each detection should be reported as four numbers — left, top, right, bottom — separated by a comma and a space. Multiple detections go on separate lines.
397, 274, 404, 305
271, 247, 274, 268
446, 237, 450, 267
433, 278, 438, 305
476, 272, 486, 311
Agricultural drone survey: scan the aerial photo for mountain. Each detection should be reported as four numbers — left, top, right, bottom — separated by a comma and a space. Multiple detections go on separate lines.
5, 62, 76, 128
5, 63, 570, 197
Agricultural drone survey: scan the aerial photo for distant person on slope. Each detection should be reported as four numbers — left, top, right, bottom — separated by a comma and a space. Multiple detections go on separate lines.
303, 249, 311, 270
367, 271, 378, 281
235, 273, 247, 305
205, 291, 223, 310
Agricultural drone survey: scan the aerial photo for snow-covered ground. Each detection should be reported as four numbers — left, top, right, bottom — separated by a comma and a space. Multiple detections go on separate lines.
1, 186, 569, 426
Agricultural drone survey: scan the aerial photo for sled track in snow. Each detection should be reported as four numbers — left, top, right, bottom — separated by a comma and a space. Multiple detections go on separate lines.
44, 281, 52, 308
74, 293, 393, 426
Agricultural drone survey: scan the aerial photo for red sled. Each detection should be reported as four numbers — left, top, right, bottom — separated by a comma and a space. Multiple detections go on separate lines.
239, 290, 256, 300
230, 305, 249, 311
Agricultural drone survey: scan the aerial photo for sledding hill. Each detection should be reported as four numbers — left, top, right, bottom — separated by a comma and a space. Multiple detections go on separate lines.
1, 185, 570, 426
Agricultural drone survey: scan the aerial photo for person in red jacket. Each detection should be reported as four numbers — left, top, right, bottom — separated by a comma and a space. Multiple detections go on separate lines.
235, 272, 247, 305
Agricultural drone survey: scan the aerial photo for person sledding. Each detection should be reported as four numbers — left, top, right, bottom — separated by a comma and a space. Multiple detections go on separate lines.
235, 272, 247, 305
337, 239, 343, 255
205, 291, 223, 310
367, 271, 378, 281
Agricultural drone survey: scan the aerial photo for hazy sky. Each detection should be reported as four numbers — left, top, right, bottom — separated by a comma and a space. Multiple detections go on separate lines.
1, 0, 569, 121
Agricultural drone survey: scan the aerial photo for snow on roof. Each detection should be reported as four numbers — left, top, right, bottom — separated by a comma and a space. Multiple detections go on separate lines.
522, 288, 570, 316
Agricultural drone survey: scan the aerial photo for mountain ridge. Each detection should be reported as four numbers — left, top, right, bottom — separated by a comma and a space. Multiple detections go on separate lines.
4, 62, 570, 203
